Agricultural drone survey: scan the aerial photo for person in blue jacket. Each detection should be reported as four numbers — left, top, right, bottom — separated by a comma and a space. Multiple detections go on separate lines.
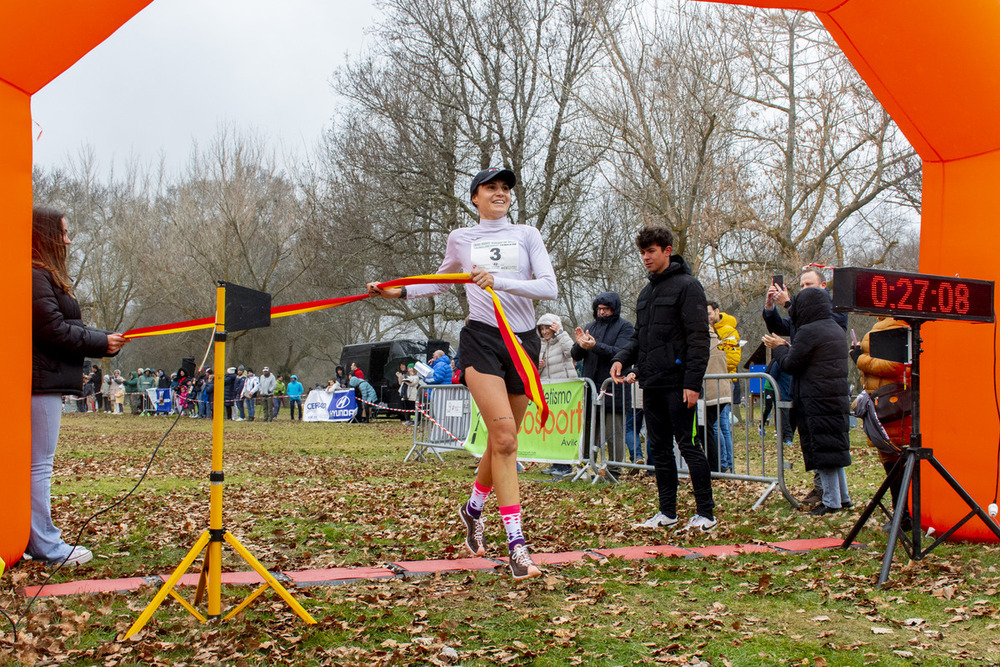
348, 375, 378, 422
286, 375, 304, 420
424, 349, 454, 385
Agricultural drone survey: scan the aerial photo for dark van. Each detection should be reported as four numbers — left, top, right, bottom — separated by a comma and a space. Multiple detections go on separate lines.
338, 339, 451, 412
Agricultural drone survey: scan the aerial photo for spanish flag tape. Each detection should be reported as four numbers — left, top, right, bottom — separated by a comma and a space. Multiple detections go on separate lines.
121, 274, 549, 426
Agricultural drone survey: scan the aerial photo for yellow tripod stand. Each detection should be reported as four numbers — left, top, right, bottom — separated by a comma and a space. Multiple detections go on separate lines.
124, 284, 315, 639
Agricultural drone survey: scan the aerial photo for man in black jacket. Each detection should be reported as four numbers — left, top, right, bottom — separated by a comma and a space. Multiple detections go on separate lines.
570, 292, 634, 477
612, 227, 716, 532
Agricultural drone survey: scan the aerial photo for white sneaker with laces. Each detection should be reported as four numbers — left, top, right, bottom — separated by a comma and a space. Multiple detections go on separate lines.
682, 514, 718, 533
62, 546, 93, 566
634, 512, 678, 529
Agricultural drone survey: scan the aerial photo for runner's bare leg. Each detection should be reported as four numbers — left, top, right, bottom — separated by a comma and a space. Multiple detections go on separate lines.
465, 367, 530, 507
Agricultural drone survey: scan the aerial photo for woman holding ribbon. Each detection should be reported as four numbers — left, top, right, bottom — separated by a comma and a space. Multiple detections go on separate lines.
31, 207, 128, 565
368, 167, 557, 579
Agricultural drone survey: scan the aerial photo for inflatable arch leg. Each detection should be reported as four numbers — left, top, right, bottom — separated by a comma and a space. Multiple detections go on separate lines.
702, 0, 1000, 540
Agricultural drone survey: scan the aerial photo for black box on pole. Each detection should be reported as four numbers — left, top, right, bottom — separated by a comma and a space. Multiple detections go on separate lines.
222, 282, 271, 332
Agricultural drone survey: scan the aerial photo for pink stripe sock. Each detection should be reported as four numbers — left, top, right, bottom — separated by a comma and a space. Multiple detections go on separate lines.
467, 480, 492, 518
499, 504, 525, 550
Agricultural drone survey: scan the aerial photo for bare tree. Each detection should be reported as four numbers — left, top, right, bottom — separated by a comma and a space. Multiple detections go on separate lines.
148, 127, 317, 365
32, 150, 165, 333
314, 0, 616, 340
713, 7, 919, 281
582, 2, 746, 270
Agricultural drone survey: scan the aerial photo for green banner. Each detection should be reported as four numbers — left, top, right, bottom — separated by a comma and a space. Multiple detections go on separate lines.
464, 378, 586, 463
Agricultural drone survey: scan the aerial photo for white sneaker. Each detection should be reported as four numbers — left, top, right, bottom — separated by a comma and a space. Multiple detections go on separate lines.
62, 546, 93, 566
634, 512, 678, 529
682, 514, 718, 533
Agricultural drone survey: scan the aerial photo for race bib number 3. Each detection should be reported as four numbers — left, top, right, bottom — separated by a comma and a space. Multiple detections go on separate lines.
471, 239, 520, 273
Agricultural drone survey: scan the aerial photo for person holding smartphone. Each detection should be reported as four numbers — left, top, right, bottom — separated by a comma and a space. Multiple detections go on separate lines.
763, 267, 847, 501
764, 268, 847, 337
763, 287, 852, 515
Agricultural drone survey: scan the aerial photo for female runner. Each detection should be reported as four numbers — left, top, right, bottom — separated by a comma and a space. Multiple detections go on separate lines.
368, 167, 557, 579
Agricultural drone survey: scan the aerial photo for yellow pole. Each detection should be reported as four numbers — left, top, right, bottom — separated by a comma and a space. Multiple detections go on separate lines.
207, 283, 226, 619
126, 281, 314, 635
122, 531, 211, 639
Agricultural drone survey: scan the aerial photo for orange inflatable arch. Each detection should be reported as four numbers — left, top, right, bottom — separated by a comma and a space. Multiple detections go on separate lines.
0, 1, 154, 566
1, 0, 999, 567
700, 0, 1000, 540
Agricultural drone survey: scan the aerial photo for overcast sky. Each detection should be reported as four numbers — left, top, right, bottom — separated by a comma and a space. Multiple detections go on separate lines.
31, 0, 381, 177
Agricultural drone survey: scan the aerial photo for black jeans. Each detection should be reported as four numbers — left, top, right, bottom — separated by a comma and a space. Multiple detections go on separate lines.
644, 387, 715, 519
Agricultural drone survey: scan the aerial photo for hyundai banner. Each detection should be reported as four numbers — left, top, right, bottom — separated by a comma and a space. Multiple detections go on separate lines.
302, 388, 357, 422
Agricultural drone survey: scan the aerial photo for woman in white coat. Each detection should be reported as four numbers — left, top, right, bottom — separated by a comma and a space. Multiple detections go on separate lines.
536, 314, 577, 381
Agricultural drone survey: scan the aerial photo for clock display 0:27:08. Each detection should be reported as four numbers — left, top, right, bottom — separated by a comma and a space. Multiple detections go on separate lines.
855, 271, 993, 320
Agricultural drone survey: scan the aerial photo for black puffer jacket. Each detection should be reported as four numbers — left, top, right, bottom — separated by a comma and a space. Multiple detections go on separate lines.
32, 268, 113, 395
614, 256, 710, 391
771, 288, 851, 470
572, 292, 634, 410
572, 292, 633, 382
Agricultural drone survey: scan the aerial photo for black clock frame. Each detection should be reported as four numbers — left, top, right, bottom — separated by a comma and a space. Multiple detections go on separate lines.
828, 268, 999, 584
832, 266, 995, 323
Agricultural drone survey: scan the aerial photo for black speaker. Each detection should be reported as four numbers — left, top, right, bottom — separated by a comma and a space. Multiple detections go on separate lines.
181, 356, 196, 378
222, 282, 271, 332
869, 327, 910, 363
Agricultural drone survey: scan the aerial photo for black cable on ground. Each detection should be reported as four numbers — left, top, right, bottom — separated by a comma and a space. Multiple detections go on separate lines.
2, 406, 184, 639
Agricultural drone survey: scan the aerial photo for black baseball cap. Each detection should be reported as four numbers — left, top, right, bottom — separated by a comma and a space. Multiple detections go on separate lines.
469, 167, 516, 198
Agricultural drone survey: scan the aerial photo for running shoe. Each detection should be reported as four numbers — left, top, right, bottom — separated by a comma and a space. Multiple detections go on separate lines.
633, 512, 678, 529
508, 544, 542, 580
459, 503, 486, 557
682, 514, 718, 532
60, 546, 93, 566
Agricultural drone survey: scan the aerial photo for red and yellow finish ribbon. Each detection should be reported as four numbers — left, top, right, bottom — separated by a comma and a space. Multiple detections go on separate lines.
122, 273, 549, 426
483, 285, 549, 428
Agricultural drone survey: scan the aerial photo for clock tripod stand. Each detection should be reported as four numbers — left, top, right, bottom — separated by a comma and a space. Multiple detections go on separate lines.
840, 318, 1000, 585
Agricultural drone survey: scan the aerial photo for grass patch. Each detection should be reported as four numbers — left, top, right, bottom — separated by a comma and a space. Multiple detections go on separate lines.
2, 413, 1000, 665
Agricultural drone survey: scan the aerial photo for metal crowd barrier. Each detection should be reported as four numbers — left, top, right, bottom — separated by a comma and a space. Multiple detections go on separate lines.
587, 373, 796, 509
404, 372, 797, 510
405, 384, 473, 462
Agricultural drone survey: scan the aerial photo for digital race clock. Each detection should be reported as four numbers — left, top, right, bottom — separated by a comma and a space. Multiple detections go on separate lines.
832, 267, 995, 323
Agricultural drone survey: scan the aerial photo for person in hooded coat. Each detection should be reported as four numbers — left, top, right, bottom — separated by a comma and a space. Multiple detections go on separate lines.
572, 292, 634, 473
536, 313, 577, 381
123, 371, 140, 415
223, 367, 237, 420
764, 287, 852, 515
349, 375, 379, 422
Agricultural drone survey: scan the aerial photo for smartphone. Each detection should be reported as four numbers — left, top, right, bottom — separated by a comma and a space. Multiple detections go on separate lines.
850, 329, 859, 346
772, 274, 784, 289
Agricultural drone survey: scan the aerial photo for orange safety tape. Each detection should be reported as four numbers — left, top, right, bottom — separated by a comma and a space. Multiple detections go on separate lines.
120, 274, 549, 426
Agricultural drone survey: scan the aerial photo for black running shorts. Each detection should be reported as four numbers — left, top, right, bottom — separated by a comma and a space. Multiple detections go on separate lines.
459, 320, 541, 395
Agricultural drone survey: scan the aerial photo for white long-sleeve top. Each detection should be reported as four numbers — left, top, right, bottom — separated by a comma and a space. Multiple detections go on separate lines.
406, 216, 557, 332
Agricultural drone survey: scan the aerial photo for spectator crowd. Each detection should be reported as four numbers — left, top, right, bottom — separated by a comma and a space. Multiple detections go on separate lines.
67, 266, 895, 525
